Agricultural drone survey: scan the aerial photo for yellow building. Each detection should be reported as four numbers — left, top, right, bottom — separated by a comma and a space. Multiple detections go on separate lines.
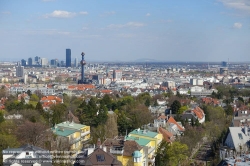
103, 129, 163, 166
52, 121, 90, 151
128, 128, 163, 156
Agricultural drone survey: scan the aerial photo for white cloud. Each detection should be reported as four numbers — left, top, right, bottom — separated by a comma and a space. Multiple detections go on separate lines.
79, 11, 88, 15
146, 13, 151, 16
219, 0, 250, 14
82, 27, 89, 30
100, 11, 116, 17
1, 11, 11, 15
108, 22, 145, 29
44, 10, 76, 18
233, 22, 242, 28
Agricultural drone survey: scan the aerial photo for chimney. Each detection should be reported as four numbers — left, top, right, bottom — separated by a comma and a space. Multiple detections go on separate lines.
245, 126, 248, 136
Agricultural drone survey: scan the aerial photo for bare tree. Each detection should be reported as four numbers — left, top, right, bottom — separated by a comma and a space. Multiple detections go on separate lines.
16, 121, 52, 147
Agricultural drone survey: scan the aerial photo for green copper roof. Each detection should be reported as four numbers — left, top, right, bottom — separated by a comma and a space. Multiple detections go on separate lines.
56, 121, 86, 130
52, 127, 76, 137
126, 136, 150, 146
129, 129, 158, 138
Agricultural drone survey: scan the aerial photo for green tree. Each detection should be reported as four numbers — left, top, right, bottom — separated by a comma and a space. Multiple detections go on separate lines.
153, 100, 159, 106
30, 94, 39, 102
225, 105, 234, 116
178, 106, 188, 114
50, 104, 67, 125
238, 97, 244, 104
27, 90, 32, 96
0, 111, 5, 124
155, 141, 188, 166
170, 100, 181, 114
36, 102, 44, 115
144, 98, 150, 107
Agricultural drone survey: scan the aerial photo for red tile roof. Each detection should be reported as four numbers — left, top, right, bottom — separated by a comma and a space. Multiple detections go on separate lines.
167, 116, 185, 131
192, 106, 204, 120
158, 127, 174, 143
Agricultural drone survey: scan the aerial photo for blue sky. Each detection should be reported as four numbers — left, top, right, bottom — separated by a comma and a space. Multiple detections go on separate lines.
0, 0, 249, 62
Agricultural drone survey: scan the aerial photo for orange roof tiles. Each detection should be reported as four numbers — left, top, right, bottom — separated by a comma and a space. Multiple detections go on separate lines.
167, 116, 185, 131
159, 127, 174, 143
157, 115, 167, 120
192, 107, 204, 120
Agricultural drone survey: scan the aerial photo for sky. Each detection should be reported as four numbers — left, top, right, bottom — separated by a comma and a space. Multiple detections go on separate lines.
0, 0, 250, 62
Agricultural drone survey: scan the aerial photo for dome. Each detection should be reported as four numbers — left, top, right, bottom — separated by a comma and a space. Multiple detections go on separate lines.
132, 151, 142, 158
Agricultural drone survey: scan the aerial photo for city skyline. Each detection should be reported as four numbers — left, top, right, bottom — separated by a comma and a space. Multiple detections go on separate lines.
0, 0, 250, 62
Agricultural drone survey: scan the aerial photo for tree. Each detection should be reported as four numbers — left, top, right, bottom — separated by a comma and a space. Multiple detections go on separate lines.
30, 94, 39, 102
36, 102, 44, 115
0, 111, 5, 124
155, 141, 188, 166
144, 98, 150, 107
27, 90, 32, 96
0, 134, 20, 163
153, 100, 159, 106
238, 97, 244, 104
170, 100, 181, 114
225, 105, 234, 116
15, 121, 48, 146
0, 86, 7, 98
178, 106, 188, 114
194, 118, 200, 127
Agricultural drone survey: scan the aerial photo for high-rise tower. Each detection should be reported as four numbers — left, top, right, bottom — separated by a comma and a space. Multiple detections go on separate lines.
78, 52, 86, 84
66, 49, 71, 67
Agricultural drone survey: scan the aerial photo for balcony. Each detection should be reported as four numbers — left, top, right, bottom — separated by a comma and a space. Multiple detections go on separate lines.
70, 137, 81, 144
81, 131, 90, 137
148, 146, 156, 155
110, 148, 124, 155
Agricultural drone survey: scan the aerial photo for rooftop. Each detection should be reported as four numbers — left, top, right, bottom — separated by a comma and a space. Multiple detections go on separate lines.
130, 129, 158, 138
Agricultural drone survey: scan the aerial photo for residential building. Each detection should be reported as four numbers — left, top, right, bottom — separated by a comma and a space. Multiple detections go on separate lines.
51, 121, 90, 151
190, 86, 217, 96
66, 49, 71, 67
127, 128, 163, 165
180, 106, 206, 124
113, 70, 122, 81
2, 144, 52, 166
224, 126, 250, 154
103, 136, 146, 166
75, 147, 122, 166
16, 65, 24, 77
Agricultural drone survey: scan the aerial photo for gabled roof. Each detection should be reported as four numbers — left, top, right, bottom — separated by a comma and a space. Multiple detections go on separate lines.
158, 127, 174, 143
167, 116, 185, 131
84, 148, 122, 166
192, 106, 205, 120
228, 127, 250, 150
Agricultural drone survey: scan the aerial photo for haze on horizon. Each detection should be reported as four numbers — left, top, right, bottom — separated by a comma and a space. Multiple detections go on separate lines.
0, 0, 249, 62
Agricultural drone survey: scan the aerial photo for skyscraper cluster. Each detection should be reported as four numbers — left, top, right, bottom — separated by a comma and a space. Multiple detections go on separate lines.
19, 48, 79, 68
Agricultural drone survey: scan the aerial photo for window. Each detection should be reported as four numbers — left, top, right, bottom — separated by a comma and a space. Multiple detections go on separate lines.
238, 133, 243, 140
26, 152, 29, 155
96, 155, 105, 162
